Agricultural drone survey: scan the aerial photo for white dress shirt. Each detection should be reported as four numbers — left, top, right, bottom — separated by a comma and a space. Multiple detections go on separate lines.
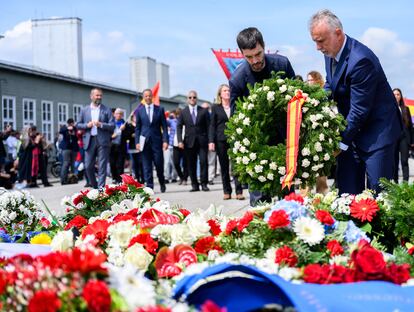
90, 104, 100, 136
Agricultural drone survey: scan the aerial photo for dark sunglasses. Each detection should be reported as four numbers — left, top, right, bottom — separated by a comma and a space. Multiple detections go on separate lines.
188, 96, 197, 99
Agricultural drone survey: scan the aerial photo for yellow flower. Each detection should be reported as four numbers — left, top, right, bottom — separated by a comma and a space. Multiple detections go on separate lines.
30, 233, 52, 245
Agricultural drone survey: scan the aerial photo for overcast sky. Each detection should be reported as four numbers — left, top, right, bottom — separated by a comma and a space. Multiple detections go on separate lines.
0, 0, 413, 100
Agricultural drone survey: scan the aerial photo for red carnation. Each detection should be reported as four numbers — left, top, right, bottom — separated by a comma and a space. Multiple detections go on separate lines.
275, 246, 298, 267
121, 174, 143, 188
326, 240, 344, 257
28, 290, 61, 312
207, 219, 222, 236
64, 215, 88, 230
303, 264, 329, 284
194, 236, 223, 255
350, 198, 379, 222
73, 190, 89, 206
315, 210, 335, 226
201, 300, 227, 312
83, 280, 111, 312
351, 241, 386, 280
179, 208, 191, 217
237, 211, 254, 232
61, 248, 107, 274
268, 210, 290, 230
408, 247, 414, 255
128, 233, 159, 254
284, 192, 304, 204
105, 184, 128, 195
225, 219, 238, 235
81, 219, 110, 245
386, 263, 411, 285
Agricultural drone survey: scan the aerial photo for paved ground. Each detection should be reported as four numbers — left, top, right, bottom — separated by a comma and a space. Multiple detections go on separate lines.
25, 175, 251, 217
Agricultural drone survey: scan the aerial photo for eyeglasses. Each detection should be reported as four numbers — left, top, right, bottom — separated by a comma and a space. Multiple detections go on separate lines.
188, 96, 197, 99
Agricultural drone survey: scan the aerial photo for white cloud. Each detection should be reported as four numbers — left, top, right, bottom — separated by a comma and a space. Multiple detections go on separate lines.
0, 20, 32, 64
359, 27, 414, 98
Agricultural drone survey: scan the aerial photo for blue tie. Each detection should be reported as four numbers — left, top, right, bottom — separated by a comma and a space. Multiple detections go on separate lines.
191, 108, 196, 124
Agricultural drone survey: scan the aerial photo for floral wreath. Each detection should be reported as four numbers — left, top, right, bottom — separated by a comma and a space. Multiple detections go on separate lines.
226, 72, 346, 198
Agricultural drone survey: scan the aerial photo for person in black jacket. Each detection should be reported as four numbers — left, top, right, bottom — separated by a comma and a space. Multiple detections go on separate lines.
393, 88, 413, 182
209, 84, 244, 200
110, 108, 127, 184
229, 27, 295, 206
176, 90, 210, 192
59, 118, 79, 185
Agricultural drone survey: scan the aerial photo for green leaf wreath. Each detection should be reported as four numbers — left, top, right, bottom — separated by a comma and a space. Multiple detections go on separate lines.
226, 72, 346, 198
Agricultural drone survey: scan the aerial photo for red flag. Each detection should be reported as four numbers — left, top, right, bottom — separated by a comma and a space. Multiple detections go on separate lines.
212, 49, 244, 79
140, 81, 160, 105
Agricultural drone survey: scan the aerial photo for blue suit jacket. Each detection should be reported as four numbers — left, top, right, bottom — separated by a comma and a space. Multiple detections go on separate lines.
76, 104, 115, 149
134, 104, 169, 147
325, 35, 402, 152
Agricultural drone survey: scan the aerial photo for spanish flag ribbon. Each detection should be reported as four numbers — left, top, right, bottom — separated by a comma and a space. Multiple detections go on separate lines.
281, 90, 306, 189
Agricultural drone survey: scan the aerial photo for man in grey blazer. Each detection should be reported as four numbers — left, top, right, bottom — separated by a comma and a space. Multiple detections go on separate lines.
77, 88, 115, 188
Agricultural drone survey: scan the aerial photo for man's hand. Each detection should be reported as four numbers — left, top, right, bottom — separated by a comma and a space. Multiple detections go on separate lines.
87, 121, 94, 128
333, 149, 342, 157
94, 121, 102, 128
136, 143, 140, 152
209, 143, 215, 151
163, 142, 168, 151
178, 143, 184, 149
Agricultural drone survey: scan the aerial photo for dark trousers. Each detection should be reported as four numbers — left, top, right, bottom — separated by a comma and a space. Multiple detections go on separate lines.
130, 152, 144, 183
142, 140, 165, 189
85, 136, 110, 189
39, 153, 49, 185
394, 136, 410, 182
337, 143, 396, 195
173, 146, 188, 181
61, 149, 77, 183
216, 140, 242, 195
185, 141, 208, 188
110, 144, 126, 183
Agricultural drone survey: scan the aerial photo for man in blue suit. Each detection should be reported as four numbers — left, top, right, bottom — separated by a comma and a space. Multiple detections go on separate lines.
229, 27, 296, 206
135, 89, 169, 192
309, 9, 403, 195
77, 88, 115, 189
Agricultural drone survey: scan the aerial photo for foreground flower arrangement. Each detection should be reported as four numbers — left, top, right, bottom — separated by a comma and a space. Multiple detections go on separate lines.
1, 176, 414, 310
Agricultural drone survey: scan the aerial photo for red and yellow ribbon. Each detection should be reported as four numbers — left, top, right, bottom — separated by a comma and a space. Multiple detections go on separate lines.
281, 90, 306, 190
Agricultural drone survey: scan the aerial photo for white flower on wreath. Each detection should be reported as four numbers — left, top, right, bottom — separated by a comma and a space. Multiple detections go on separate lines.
87, 189, 100, 200
323, 121, 329, 127
260, 159, 268, 165
279, 85, 287, 93
255, 165, 263, 173
278, 166, 286, 175
185, 212, 211, 239
270, 162, 277, 170
247, 169, 254, 177
314, 142, 323, 152
276, 78, 285, 85
311, 99, 320, 106
247, 103, 255, 110
236, 157, 242, 164
329, 138, 333, 144
239, 145, 247, 153
289, 86, 296, 92
236, 128, 243, 134
302, 159, 310, 168
313, 155, 319, 161
239, 113, 245, 120
256, 87, 263, 92
293, 216, 325, 246
312, 122, 319, 129
324, 154, 330, 161
319, 133, 325, 141
108, 220, 139, 248
311, 165, 320, 172
234, 141, 241, 150
251, 94, 258, 100
302, 106, 309, 113
301, 148, 311, 156
124, 244, 153, 272
249, 153, 257, 160
243, 118, 251, 126
302, 172, 309, 178
263, 86, 270, 92
267, 91, 275, 102
51, 230, 74, 252
267, 173, 274, 180
309, 114, 317, 123
258, 176, 266, 182
242, 156, 250, 165
285, 94, 292, 101
243, 138, 250, 146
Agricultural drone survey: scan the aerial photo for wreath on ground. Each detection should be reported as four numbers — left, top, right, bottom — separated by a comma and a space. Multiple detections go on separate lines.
226, 72, 346, 198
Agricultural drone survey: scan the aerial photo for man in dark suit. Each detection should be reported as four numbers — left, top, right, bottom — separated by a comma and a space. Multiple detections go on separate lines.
176, 90, 210, 192
229, 27, 296, 206
309, 9, 403, 195
135, 89, 169, 192
77, 88, 115, 189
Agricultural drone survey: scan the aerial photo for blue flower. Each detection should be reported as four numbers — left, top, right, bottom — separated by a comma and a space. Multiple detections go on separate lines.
264, 200, 308, 222
344, 220, 370, 243
0, 230, 11, 243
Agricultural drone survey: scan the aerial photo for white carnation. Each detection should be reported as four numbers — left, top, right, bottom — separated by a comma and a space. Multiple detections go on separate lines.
236, 157, 242, 164
254, 165, 263, 173
301, 148, 311, 156
313, 155, 319, 161
319, 133, 325, 141
260, 159, 268, 165
243, 138, 250, 146
314, 142, 323, 152
269, 162, 277, 170
236, 128, 243, 134
239, 145, 247, 153
285, 95, 292, 101
279, 85, 287, 93
247, 103, 255, 110
276, 79, 285, 85
323, 121, 329, 127
302, 172, 309, 178
249, 153, 257, 160
267, 91, 275, 101
278, 167, 286, 175
302, 159, 310, 168
51, 231, 74, 252
242, 117, 250, 126
324, 154, 330, 161
242, 156, 250, 164
267, 173, 274, 180
263, 86, 270, 92
258, 176, 266, 182
86, 189, 100, 200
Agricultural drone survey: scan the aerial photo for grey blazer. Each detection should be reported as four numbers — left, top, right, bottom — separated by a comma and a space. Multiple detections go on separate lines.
77, 104, 115, 149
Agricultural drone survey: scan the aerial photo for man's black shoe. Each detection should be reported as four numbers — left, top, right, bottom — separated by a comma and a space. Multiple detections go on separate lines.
201, 185, 210, 192
160, 184, 166, 193
190, 187, 200, 192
